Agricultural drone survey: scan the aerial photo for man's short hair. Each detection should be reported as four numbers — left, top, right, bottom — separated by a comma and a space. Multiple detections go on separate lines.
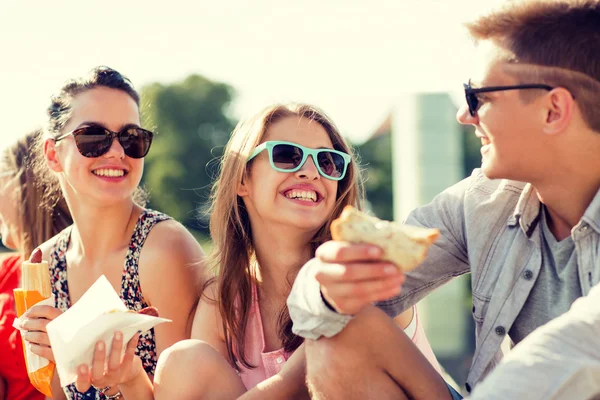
467, 0, 600, 131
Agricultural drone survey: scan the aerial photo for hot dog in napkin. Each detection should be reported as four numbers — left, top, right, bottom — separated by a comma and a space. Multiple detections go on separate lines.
45, 275, 170, 387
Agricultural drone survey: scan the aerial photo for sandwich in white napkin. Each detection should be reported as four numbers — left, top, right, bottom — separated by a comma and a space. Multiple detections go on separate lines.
45, 275, 170, 387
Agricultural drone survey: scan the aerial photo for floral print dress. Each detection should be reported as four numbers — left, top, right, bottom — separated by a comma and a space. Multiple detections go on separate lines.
50, 209, 171, 399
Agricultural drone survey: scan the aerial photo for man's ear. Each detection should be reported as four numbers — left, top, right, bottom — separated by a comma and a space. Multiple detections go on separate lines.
543, 88, 574, 135
44, 139, 63, 173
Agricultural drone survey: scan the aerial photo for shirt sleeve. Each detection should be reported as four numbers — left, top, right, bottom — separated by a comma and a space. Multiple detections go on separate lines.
376, 173, 473, 317
468, 283, 600, 400
288, 258, 353, 340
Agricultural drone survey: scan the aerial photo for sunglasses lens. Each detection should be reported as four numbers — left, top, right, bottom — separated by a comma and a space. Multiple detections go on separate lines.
466, 93, 478, 116
119, 128, 153, 159
74, 127, 112, 157
73, 127, 153, 158
272, 144, 303, 170
317, 151, 346, 179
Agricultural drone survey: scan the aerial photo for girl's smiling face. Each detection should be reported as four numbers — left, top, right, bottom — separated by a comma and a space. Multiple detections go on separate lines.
239, 116, 340, 234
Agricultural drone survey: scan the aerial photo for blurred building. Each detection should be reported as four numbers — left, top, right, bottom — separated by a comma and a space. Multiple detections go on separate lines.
363, 92, 478, 387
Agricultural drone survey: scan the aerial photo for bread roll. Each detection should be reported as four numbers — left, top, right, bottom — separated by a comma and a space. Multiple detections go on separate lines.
331, 206, 439, 272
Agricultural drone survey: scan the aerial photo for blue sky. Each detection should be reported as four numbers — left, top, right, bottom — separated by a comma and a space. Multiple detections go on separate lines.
0, 0, 505, 152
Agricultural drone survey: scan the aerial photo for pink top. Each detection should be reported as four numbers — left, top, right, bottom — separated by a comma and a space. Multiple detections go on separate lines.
406, 305, 443, 375
239, 285, 441, 389
238, 285, 291, 389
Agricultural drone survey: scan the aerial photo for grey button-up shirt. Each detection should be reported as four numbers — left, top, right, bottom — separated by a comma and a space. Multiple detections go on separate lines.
288, 169, 600, 392
468, 281, 600, 399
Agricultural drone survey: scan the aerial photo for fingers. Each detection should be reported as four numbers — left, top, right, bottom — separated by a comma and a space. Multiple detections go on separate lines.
23, 305, 62, 320
122, 332, 140, 367
105, 332, 124, 382
316, 241, 383, 263
21, 331, 51, 346
320, 274, 404, 314
323, 274, 405, 299
315, 262, 404, 283
91, 341, 107, 385
20, 305, 61, 334
75, 364, 92, 394
313, 241, 406, 315
75, 332, 142, 394
19, 317, 50, 332
28, 342, 55, 362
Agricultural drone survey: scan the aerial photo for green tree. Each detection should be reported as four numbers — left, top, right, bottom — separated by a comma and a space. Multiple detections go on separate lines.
140, 75, 236, 231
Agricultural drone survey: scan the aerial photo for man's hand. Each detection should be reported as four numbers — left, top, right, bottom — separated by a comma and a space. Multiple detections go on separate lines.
314, 241, 405, 315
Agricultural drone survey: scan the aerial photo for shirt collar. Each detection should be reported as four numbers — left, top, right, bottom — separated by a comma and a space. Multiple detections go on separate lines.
582, 186, 600, 234
507, 184, 600, 236
507, 183, 541, 237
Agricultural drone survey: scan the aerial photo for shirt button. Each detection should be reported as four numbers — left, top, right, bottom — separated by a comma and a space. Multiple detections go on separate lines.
523, 270, 533, 280
495, 326, 506, 336
276, 356, 284, 364
582, 225, 589, 232
465, 382, 472, 393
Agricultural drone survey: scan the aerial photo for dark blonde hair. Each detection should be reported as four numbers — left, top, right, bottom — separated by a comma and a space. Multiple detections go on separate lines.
207, 103, 363, 370
466, 0, 600, 131
0, 130, 73, 256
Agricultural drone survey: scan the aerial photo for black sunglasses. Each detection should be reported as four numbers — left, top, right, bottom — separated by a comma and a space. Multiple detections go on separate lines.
463, 80, 554, 116
54, 125, 154, 159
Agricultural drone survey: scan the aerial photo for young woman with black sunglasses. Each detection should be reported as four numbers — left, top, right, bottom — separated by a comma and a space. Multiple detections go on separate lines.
19, 66, 205, 400
153, 104, 442, 399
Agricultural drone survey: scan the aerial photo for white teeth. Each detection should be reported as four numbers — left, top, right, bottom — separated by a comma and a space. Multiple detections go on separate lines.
285, 190, 317, 202
93, 168, 125, 177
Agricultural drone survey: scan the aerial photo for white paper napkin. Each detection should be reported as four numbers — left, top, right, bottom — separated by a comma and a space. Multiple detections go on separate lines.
45, 275, 171, 387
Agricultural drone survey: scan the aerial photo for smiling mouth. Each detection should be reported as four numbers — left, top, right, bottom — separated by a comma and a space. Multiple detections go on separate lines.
284, 189, 320, 202
92, 168, 127, 178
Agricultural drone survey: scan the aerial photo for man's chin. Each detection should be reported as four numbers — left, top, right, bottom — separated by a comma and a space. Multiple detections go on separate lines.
481, 163, 526, 182
481, 163, 502, 180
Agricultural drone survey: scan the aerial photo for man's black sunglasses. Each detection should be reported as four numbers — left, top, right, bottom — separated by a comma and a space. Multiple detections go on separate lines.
54, 125, 154, 159
463, 80, 554, 116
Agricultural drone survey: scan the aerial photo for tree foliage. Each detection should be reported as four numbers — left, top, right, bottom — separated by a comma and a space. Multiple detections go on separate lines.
356, 134, 394, 221
140, 75, 235, 230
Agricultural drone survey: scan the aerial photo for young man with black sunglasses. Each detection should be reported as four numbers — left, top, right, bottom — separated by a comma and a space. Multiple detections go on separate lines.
287, 0, 600, 398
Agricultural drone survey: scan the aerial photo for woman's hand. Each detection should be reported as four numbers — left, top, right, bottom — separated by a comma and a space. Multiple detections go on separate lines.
75, 331, 143, 395
20, 304, 62, 362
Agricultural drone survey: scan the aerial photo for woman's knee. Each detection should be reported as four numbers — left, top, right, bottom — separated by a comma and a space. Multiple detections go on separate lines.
157, 339, 217, 373
154, 339, 223, 399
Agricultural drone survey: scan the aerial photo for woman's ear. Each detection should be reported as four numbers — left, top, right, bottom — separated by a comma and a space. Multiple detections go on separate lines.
44, 139, 63, 173
237, 171, 249, 197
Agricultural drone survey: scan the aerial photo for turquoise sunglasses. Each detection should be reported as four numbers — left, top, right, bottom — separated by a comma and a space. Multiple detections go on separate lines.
247, 141, 351, 181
